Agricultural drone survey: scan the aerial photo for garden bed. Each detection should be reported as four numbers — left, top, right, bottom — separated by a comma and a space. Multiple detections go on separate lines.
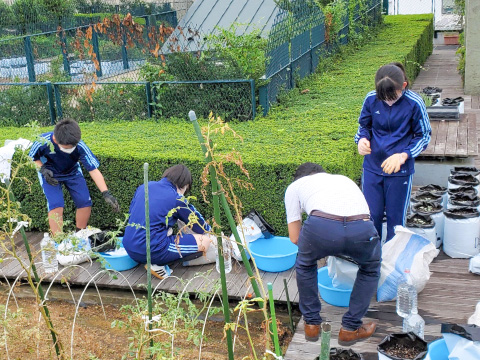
0, 293, 293, 359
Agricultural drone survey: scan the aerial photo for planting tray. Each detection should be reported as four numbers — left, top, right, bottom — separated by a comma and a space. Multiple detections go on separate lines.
426, 106, 459, 120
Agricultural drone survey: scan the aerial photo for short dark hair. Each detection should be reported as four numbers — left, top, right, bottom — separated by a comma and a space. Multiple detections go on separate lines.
53, 118, 81, 146
294, 162, 325, 181
388, 61, 409, 88
162, 164, 193, 194
375, 64, 406, 102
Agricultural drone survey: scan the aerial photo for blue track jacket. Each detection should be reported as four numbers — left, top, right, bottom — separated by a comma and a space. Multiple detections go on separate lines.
355, 89, 431, 176
123, 178, 211, 255
28, 132, 99, 179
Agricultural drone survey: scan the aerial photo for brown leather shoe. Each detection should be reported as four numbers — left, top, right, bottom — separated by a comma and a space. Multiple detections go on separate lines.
305, 323, 321, 342
338, 322, 377, 346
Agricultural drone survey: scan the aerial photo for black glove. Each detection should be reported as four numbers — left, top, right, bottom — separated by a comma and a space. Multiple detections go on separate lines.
39, 164, 58, 186
102, 190, 120, 212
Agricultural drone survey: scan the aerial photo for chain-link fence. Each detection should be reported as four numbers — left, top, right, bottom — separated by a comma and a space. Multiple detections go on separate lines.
1, 0, 382, 125
260, 0, 383, 114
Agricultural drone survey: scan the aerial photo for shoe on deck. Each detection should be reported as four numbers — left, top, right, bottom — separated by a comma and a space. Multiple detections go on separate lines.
146, 264, 172, 280
305, 323, 321, 342
338, 322, 377, 346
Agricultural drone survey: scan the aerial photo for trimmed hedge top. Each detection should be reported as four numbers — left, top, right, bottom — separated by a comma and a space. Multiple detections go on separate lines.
3, 15, 434, 235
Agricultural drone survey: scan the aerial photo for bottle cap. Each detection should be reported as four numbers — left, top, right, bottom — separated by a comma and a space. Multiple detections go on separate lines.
404, 269, 411, 273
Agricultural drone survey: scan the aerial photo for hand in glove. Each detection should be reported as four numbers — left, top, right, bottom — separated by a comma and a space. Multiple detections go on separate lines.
102, 190, 120, 212
381, 153, 408, 174
358, 138, 372, 155
39, 164, 58, 186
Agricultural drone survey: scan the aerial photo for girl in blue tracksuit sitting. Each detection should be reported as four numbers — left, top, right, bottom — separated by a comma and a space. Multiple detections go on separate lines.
123, 164, 214, 279
355, 63, 431, 242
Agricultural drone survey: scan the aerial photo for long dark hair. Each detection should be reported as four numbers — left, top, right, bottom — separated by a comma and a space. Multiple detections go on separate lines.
375, 64, 406, 101
388, 61, 409, 88
162, 164, 193, 194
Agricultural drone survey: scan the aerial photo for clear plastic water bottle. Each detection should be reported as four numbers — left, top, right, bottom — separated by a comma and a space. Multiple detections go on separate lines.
41, 232, 58, 274
396, 269, 417, 318
215, 239, 232, 274
403, 313, 425, 339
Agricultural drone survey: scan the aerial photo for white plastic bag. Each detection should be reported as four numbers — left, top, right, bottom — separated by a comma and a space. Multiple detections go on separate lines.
327, 256, 358, 290
468, 302, 480, 326
442, 324, 480, 360
230, 217, 263, 261
57, 228, 98, 266
470, 254, 480, 275
377, 226, 439, 302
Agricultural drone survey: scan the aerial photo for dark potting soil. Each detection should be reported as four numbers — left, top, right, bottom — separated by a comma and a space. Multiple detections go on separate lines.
315, 350, 362, 360
383, 342, 424, 359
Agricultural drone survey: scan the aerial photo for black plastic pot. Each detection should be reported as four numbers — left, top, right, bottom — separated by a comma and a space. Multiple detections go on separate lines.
378, 333, 428, 360
315, 347, 364, 360
447, 185, 478, 197
448, 173, 480, 188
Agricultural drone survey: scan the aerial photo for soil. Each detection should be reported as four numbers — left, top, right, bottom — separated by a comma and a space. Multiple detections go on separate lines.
382, 342, 425, 359
0, 293, 294, 359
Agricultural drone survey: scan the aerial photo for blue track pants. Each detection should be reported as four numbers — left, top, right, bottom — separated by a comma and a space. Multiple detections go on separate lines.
362, 170, 413, 242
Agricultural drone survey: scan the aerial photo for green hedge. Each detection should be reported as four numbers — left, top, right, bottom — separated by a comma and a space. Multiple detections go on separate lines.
3, 15, 434, 235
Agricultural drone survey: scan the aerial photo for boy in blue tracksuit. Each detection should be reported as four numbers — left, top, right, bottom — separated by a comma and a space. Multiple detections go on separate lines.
123, 164, 214, 279
29, 119, 119, 235
355, 63, 431, 241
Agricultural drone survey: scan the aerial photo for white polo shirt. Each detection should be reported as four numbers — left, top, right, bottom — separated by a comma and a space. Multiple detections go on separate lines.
284, 173, 370, 224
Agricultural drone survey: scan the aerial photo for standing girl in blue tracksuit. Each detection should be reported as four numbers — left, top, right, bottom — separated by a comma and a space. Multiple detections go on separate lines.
355, 63, 431, 242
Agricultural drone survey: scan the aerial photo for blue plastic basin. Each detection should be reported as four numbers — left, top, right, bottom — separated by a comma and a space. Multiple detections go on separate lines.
426, 339, 449, 360
248, 236, 298, 272
99, 237, 138, 272
317, 267, 352, 307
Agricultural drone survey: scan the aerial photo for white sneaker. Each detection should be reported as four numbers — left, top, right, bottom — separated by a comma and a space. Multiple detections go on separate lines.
146, 264, 172, 280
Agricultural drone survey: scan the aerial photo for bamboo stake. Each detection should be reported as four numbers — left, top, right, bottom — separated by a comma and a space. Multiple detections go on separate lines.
283, 278, 295, 332
319, 322, 332, 360
144, 163, 154, 350
267, 283, 282, 357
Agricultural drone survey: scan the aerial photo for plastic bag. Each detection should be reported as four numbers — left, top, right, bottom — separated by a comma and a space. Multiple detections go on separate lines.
377, 226, 439, 302
469, 254, 480, 275
315, 348, 364, 360
448, 173, 480, 192
88, 230, 118, 252
418, 184, 447, 207
327, 256, 358, 290
468, 302, 480, 326
229, 209, 275, 261
447, 185, 478, 198
377, 332, 427, 360
411, 201, 444, 248
57, 228, 97, 266
406, 214, 437, 248
443, 207, 480, 259
441, 323, 480, 360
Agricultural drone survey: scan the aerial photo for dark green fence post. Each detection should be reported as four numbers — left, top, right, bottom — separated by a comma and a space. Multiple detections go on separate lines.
45, 81, 56, 124
145, 82, 153, 117
259, 84, 268, 116
91, 26, 103, 78
382, 0, 388, 14
24, 36, 36, 82
250, 79, 256, 119
121, 25, 129, 70
53, 84, 63, 120
60, 31, 71, 75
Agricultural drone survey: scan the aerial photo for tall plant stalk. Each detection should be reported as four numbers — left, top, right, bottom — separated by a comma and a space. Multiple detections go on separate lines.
189, 112, 234, 360
4, 177, 64, 358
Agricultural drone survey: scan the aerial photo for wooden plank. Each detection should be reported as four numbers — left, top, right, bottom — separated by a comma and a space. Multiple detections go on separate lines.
468, 113, 478, 155
444, 120, 459, 156
422, 120, 438, 155
472, 95, 480, 109
456, 114, 468, 156
433, 120, 448, 156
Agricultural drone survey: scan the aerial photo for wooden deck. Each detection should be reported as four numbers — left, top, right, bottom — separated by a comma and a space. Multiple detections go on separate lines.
411, 45, 479, 159
284, 252, 480, 360
0, 232, 299, 304
420, 113, 478, 158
